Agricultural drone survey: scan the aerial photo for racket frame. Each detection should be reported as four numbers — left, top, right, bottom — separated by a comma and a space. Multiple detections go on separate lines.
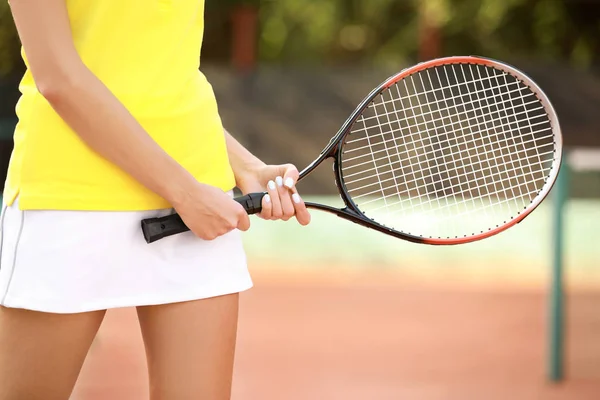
141, 56, 562, 245
300, 56, 563, 245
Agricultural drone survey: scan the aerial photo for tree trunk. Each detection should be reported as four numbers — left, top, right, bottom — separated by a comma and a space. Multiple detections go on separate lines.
418, 3, 441, 61
231, 5, 259, 73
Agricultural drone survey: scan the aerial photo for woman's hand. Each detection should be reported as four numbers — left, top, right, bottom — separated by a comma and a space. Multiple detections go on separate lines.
170, 181, 251, 241
236, 163, 311, 226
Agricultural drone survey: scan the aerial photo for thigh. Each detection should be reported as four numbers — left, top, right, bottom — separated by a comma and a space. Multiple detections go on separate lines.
137, 294, 240, 400
0, 306, 105, 400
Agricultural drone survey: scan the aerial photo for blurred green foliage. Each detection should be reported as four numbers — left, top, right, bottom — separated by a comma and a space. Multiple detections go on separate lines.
0, 2, 21, 78
0, 0, 598, 76
258, 0, 600, 69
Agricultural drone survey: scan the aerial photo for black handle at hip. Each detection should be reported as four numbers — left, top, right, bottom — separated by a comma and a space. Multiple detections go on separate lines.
141, 192, 266, 244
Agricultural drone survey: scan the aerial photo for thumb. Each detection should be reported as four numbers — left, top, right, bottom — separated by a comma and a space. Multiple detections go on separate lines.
236, 208, 251, 232
281, 164, 300, 189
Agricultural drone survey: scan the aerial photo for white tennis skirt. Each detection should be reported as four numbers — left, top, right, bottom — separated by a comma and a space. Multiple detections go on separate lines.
0, 196, 252, 314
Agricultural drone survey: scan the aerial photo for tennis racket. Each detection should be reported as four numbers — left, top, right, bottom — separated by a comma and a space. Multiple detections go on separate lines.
141, 56, 562, 245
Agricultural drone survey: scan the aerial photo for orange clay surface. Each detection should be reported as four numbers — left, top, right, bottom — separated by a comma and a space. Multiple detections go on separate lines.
71, 270, 600, 400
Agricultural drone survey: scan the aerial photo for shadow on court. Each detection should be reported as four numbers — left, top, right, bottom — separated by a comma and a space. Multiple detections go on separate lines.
71, 271, 600, 400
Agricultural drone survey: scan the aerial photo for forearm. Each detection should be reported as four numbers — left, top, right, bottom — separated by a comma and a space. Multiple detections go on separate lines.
44, 67, 196, 205
224, 129, 265, 186
10, 0, 197, 205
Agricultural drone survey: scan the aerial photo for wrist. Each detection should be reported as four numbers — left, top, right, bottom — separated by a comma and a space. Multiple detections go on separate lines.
161, 169, 200, 209
233, 159, 265, 188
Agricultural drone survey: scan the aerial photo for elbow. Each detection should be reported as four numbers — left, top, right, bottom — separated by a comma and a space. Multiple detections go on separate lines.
36, 80, 61, 102
35, 67, 82, 104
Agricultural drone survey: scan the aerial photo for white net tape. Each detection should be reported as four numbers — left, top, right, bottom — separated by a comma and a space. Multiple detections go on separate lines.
568, 148, 600, 172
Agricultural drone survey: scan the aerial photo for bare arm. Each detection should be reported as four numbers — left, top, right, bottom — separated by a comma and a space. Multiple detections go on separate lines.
224, 130, 265, 187
9, 0, 196, 206
10, 0, 252, 240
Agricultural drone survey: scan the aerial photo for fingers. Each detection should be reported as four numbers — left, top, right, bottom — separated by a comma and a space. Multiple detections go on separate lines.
265, 180, 283, 220
275, 176, 295, 221
290, 189, 311, 226
282, 164, 300, 189
281, 165, 310, 225
252, 163, 310, 225
236, 203, 251, 232
259, 193, 272, 220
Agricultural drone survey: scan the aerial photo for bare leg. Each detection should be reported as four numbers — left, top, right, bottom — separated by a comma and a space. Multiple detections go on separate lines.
137, 294, 240, 400
0, 306, 106, 400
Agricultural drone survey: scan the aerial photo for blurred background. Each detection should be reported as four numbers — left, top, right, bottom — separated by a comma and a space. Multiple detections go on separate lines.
1, 0, 599, 399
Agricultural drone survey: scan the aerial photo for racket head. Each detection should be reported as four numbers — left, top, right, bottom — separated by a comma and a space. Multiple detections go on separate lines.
322, 56, 562, 245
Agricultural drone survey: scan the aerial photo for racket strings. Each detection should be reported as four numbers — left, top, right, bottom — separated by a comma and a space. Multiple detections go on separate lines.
354, 91, 549, 202
449, 64, 550, 215
344, 74, 547, 177
343, 117, 551, 172
343, 97, 544, 153
351, 149, 555, 202
345, 128, 553, 185
391, 65, 548, 234
367, 165, 547, 218
355, 68, 521, 119
346, 78, 527, 135
340, 62, 556, 239
346, 119, 553, 199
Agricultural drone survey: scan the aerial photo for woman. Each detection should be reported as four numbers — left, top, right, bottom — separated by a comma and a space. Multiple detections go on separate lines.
0, 1, 310, 399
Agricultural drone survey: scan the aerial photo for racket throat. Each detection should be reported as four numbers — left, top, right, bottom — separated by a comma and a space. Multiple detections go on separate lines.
304, 202, 362, 219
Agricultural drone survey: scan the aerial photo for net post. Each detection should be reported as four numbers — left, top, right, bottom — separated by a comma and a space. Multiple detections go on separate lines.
548, 155, 569, 382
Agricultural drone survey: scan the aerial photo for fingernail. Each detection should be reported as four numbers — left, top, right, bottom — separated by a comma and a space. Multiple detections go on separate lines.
268, 180, 276, 190
292, 193, 301, 204
264, 194, 271, 204
284, 177, 294, 189
275, 176, 283, 187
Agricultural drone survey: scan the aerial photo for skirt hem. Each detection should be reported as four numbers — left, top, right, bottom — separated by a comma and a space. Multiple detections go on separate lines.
0, 281, 254, 314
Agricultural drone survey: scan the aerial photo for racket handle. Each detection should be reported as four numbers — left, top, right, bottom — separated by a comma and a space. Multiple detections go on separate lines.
141, 192, 266, 244
234, 192, 266, 215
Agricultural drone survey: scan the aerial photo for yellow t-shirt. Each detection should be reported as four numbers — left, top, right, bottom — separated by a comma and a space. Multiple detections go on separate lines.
4, 0, 236, 210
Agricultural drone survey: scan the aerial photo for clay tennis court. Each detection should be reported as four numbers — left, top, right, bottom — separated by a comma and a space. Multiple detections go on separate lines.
70, 269, 600, 400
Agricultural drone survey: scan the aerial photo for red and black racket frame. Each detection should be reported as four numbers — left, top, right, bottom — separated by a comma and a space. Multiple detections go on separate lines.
141, 56, 562, 245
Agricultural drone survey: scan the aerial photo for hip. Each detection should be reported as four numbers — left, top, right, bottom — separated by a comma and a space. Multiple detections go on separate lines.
0, 194, 251, 313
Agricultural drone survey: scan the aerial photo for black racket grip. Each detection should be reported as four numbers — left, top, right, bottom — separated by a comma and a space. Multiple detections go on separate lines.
141, 192, 266, 244
234, 192, 266, 215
